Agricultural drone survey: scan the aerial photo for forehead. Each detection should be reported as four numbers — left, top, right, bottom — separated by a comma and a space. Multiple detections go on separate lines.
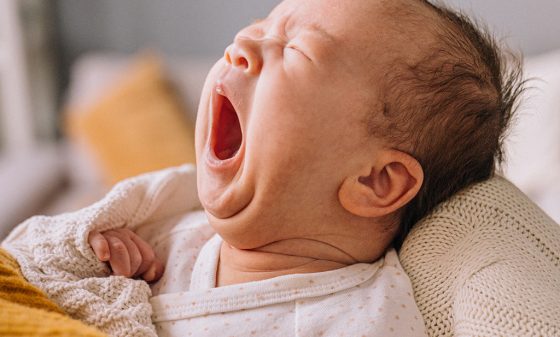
270, 0, 429, 69
270, 0, 382, 40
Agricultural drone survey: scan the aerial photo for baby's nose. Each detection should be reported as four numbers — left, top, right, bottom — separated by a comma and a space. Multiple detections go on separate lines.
224, 37, 263, 75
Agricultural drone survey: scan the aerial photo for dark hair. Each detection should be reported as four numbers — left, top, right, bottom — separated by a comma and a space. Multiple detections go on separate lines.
373, 1, 527, 248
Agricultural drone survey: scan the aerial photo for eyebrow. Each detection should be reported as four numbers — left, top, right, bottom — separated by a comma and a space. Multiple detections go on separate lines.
304, 22, 336, 44
254, 15, 337, 45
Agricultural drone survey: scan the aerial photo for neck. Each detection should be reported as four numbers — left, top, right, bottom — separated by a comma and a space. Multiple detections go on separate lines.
216, 238, 357, 287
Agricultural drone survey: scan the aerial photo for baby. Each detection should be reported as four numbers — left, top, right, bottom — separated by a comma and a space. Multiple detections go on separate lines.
3, 0, 523, 336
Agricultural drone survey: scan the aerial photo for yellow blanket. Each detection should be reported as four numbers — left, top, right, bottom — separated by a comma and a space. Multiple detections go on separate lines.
0, 248, 106, 337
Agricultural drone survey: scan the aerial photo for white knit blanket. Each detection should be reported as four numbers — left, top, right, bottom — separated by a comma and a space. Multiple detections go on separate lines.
2, 165, 201, 337
400, 175, 560, 337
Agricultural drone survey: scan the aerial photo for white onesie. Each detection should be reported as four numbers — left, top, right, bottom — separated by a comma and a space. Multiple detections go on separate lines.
3, 164, 427, 337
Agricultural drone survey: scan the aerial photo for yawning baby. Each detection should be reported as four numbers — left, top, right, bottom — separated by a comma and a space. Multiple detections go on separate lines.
3, 0, 524, 336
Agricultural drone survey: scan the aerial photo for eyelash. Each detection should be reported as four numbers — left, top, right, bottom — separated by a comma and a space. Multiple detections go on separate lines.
286, 44, 299, 52
285, 44, 311, 61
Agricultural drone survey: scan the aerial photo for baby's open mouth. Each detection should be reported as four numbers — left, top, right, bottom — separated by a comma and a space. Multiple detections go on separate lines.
213, 93, 242, 161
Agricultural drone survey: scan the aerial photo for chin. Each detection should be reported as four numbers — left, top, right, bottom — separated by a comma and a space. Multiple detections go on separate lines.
204, 204, 280, 250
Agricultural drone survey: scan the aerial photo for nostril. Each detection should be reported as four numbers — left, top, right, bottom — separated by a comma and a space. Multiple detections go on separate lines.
225, 41, 261, 74
235, 57, 249, 69
224, 50, 232, 64
224, 46, 250, 70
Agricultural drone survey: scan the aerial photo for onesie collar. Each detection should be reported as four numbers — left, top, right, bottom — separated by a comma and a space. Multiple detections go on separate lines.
151, 234, 382, 322
189, 233, 222, 291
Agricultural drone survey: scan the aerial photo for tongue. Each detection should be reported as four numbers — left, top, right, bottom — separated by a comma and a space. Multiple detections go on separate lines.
215, 97, 242, 160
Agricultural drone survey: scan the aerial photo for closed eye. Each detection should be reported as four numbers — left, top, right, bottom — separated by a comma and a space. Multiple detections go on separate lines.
285, 45, 312, 62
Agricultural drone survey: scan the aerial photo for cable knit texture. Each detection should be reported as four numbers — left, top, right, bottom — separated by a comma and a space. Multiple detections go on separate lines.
0, 248, 107, 337
400, 175, 560, 337
2, 165, 200, 337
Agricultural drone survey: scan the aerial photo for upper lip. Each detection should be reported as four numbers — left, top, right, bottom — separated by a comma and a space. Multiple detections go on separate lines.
214, 67, 244, 116
207, 66, 246, 164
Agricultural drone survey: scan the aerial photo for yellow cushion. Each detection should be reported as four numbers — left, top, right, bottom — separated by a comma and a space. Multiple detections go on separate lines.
67, 54, 196, 185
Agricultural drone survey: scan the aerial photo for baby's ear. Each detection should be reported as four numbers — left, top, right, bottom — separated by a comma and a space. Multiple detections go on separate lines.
338, 150, 423, 218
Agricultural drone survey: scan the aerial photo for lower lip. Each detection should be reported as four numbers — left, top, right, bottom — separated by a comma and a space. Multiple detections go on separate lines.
205, 145, 243, 171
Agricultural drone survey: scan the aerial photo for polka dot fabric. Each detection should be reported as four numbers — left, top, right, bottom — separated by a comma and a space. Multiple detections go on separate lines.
151, 235, 427, 337
399, 175, 560, 337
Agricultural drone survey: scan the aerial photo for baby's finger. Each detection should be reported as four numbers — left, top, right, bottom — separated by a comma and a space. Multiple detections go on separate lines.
106, 235, 132, 277
142, 259, 164, 283
110, 229, 143, 277
88, 230, 110, 262
129, 233, 156, 277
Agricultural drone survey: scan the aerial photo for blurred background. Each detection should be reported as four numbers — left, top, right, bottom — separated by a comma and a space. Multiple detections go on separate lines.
1, 0, 559, 239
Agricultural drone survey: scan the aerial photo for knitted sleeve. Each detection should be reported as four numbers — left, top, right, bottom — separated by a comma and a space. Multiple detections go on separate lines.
0, 248, 108, 337
1, 164, 200, 337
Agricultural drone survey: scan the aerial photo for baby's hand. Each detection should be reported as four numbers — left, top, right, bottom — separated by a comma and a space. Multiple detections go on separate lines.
88, 228, 164, 282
